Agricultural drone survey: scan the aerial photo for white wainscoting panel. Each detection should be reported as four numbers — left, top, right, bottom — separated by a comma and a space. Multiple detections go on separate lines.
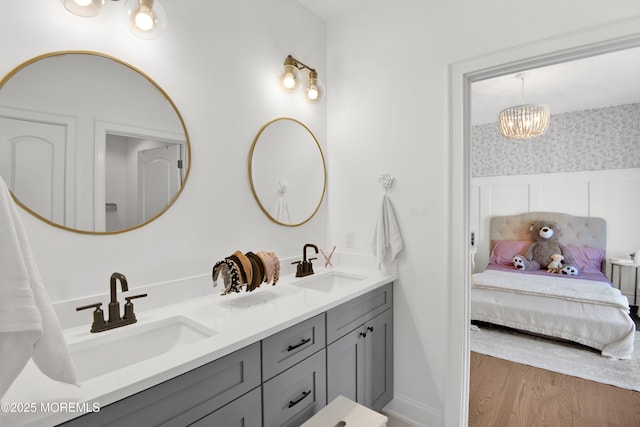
471, 168, 640, 303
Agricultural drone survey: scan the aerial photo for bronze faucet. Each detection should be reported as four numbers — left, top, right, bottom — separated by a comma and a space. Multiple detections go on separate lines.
76, 272, 147, 333
293, 243, 319, 277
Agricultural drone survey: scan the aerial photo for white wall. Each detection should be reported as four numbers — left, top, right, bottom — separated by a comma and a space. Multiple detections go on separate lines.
0, 0, 327, 301
325, 1, 640, 426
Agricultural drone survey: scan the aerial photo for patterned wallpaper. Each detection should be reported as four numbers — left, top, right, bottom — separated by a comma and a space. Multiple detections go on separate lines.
471, 103, 640, 177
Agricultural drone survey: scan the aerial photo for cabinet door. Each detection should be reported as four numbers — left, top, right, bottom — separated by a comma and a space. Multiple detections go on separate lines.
263, 349, 326, 427
326, 325, 365, 404
364, 308, 394, 411
190, 387, 262, 427
326, 309, 393, 412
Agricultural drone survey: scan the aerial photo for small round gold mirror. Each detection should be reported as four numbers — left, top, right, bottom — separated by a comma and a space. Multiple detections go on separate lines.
248, 118, 326, 226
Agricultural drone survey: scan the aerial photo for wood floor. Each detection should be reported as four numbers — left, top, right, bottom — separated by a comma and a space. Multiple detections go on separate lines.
469, 352, 640, 426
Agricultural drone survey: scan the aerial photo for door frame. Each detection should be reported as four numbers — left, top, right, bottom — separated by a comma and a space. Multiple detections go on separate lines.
447, 17, 640, 427
94, 120, 186, 232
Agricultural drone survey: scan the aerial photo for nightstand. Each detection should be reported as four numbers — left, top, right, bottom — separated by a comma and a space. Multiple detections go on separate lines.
609, 258, 639, 306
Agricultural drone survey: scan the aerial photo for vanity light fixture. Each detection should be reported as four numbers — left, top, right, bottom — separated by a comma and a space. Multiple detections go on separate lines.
59, 0, 167, 39
61, 0, 105, 17
125, 0, 167, 39
498, 73, 550, 140
279, 55, 324, 103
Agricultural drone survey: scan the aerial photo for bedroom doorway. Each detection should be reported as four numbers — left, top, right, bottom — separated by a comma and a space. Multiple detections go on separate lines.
447, 19, 640, 427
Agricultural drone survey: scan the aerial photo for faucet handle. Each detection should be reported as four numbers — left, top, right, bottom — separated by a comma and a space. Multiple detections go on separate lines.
123, 293, 147, 321
76, 302, 106, 332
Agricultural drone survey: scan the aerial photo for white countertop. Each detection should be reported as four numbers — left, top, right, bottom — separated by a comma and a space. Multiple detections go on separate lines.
1, 266, 395, 427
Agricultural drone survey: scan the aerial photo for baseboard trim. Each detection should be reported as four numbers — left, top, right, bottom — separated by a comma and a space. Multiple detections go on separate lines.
383, 392, 443, 427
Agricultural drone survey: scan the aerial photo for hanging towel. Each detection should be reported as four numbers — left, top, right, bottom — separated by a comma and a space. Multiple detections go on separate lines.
0, 177, 77, 399
370, 194, 403, 265
272, 195, 292, 224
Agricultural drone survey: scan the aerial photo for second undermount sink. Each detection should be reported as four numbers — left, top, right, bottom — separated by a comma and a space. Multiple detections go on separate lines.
293, 271, 366, 293
69, 315, 216, 382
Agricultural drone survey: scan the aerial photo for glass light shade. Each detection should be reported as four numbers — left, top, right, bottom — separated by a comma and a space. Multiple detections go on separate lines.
61, 0, 105, 17
499, 104, 550, 140
125, 0, 167, 39
280, 64, 300, 93
304, 70, 324, 103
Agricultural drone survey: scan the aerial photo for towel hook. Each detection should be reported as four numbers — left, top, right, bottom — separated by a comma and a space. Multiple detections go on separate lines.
378, 173, 395, 195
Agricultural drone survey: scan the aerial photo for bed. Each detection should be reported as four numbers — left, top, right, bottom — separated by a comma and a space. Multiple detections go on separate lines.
471, 211, 636, 359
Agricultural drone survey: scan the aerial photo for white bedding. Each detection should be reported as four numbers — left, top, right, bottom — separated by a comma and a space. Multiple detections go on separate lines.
471, 269, 636, 359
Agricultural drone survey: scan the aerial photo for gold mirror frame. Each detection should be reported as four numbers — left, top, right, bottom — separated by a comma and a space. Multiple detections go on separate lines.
248, 117, 326, 227
0, 51, 191, 235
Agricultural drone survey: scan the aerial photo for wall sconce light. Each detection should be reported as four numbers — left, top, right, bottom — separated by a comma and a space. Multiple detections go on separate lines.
59, 0, 167, 39
279, 55, 324, 103
61, 0, 105, 17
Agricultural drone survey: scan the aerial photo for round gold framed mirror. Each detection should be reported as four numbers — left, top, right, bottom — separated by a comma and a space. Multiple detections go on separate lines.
249, 117, 326, 227
0, 51, 190, 234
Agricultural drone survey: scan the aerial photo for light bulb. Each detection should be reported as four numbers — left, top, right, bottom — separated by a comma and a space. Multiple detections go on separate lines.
280, 58, 300, 93
125, 0, 166, 39
62, 0, 104, 17
304, 70, 323, 103
134, 8, 154, 31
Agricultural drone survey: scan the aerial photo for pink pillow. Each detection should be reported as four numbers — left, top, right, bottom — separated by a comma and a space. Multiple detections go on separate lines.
490, 240, 531, 265
566, 245, 605, 273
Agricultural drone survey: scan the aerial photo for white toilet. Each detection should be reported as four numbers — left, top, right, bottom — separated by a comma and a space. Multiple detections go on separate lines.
301, 395, 388, 427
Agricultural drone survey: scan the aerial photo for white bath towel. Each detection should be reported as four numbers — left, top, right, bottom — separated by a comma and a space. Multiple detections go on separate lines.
0, 177, 77, 399
370, 194, 403, 265
272, 195, 292, 224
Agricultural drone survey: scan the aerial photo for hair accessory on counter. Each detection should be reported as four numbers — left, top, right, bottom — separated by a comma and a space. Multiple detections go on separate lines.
267, 251, 281, 285
257, 251, 274, 284
245, 252, 263, 291
213, 250, 280, 295
212, 259, 240, 295
233, 251, 253, 286
320, 246, 336, 268
246, 252, 266, 287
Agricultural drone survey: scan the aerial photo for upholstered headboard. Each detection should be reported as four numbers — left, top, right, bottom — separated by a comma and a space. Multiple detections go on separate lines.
490, 211, 606, 251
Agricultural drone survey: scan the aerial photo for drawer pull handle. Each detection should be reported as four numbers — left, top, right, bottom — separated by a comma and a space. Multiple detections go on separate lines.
287, 338, 311, 351
367, 326, 374, 332
288, 390, 311, 408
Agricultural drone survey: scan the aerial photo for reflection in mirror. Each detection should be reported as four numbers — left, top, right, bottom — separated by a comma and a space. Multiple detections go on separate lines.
0, 51, 190, 234
249, 118, 326, 226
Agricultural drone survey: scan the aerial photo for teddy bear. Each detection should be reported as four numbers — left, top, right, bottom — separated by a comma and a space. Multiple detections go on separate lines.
512, 220, 579, 275
546, 254, 564, 273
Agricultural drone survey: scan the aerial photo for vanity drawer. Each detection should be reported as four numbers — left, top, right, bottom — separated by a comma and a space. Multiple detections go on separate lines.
262, 313, 326, 381
190, 386, 262, 427
326, 282, 393, 344
61, 342, 261, 427
262, 348, 327, 427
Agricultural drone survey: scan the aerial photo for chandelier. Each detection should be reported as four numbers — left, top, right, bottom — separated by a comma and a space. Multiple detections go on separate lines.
498, 73, 549, 140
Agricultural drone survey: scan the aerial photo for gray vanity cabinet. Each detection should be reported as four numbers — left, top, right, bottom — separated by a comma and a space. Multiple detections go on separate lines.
60, 342, 261, 427
59, 283, 392, 427
326, 283, 393, 412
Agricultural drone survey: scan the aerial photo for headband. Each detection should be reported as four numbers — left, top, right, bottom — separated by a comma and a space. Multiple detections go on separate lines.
212, 259, 240, 295
266, 251, 280, 285
245, 251, 265, 290
257, 251, 274, 285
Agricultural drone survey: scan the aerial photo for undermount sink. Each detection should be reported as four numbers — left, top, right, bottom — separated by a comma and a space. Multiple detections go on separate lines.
70, 315, 216, 382
293, 271, 366, 293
